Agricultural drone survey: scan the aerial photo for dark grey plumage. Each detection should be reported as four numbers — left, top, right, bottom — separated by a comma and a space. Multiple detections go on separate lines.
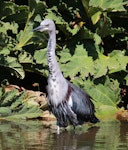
33, 19, 99, 132
50, 81, 99, 128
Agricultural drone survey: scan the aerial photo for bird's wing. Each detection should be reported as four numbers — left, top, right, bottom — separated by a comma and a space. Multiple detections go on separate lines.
66, 80, 95, 116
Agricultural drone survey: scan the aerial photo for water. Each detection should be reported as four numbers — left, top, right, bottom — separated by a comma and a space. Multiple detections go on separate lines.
0, 120, 128, 150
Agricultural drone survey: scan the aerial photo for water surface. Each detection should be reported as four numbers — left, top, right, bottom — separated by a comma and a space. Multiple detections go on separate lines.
0, 120, 128, 150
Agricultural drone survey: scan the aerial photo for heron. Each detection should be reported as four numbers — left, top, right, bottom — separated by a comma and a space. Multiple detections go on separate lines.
33, 19, 99, 133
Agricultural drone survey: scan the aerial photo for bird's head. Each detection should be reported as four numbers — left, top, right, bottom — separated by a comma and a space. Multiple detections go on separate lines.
33, 19, 55, 32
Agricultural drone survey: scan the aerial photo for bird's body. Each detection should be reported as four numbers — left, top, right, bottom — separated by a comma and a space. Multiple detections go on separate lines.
33, 19, 99, 132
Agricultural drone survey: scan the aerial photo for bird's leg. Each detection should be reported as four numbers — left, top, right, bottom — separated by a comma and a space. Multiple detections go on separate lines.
57, 125, 60, 134
73, 125, 76, 131
72, 125, 77, 134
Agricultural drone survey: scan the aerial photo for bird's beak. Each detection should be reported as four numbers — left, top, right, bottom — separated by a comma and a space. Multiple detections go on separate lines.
33, 25, 42, 32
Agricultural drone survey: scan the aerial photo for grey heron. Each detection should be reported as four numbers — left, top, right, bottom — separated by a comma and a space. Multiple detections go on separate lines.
33, 19, 99, 133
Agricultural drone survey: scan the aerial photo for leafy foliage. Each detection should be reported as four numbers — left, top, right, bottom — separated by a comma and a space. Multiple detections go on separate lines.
0, 0, 128, 119
89, 0, 127, 11
0, 55, 25, 79
60, 45, 94, 78
72, 76, 120, 119
0, 86, 43, 119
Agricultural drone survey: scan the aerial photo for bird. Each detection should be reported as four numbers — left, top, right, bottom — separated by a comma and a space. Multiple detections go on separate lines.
33, 19, 99, 133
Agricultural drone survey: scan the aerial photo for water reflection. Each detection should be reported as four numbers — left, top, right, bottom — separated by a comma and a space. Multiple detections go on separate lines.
51, 127, 99, 150
0, 120, 128, 150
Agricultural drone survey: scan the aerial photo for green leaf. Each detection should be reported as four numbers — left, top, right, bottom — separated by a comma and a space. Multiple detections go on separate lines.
34, 48, 47, 64
6, 105, 42, 119
0, 89, 18, 107
91, 11, 102, 24
0, 86, 43, 119
16, 0, 46, 48
18, 50, 34, 64
96, 105, 118, 120
0, 107, 11, 117
10, 92, 26, 110
0, 55, 25, 79
94, 54, 108, 78
89, 0, 126, 12
60, 45, 94, 78
108, 50, 128, 73
96, 16, 124, 38
0, 48, 10, 55
82, 77, 120, 119
70, 76, 120, 120
0, 21, 18, 34
46, 6, 80, 37
87, 79, 120, 106
29, 0, 46, 18
16, 24, 33, 48
90, 84, 118, 106
0, 21, 18, 53
0, 1, 28, 22
94, 51, 128, 78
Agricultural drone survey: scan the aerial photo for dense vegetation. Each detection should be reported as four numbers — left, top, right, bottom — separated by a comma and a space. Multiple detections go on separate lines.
0, 0, 128, 120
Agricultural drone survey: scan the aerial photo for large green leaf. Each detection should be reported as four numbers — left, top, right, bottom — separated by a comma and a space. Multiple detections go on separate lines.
0, 89, 18, 107
96, 105, 118, 120
60, 45, 94, 78
0, 105, 42, 119
10, 92, 26, 110
0, 107, 11, 117
34, 48, 47, 65
6, 105, 42, 119
0, 86, 43, 119
16, 0, 46, 49
108, 50, 128, 73
94, 50, 128, 78
84, 78, 120, 119
71, 76, 120, 119
16, 23, 33, 49
0, 55, 25, 79
94, 54, 108, 78
90, 84, 119, 106
89, 0, 126, 12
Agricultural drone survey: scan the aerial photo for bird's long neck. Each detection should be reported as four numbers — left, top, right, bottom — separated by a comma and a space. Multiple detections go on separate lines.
47, 29, 62, 78
47, 25, 69, 107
